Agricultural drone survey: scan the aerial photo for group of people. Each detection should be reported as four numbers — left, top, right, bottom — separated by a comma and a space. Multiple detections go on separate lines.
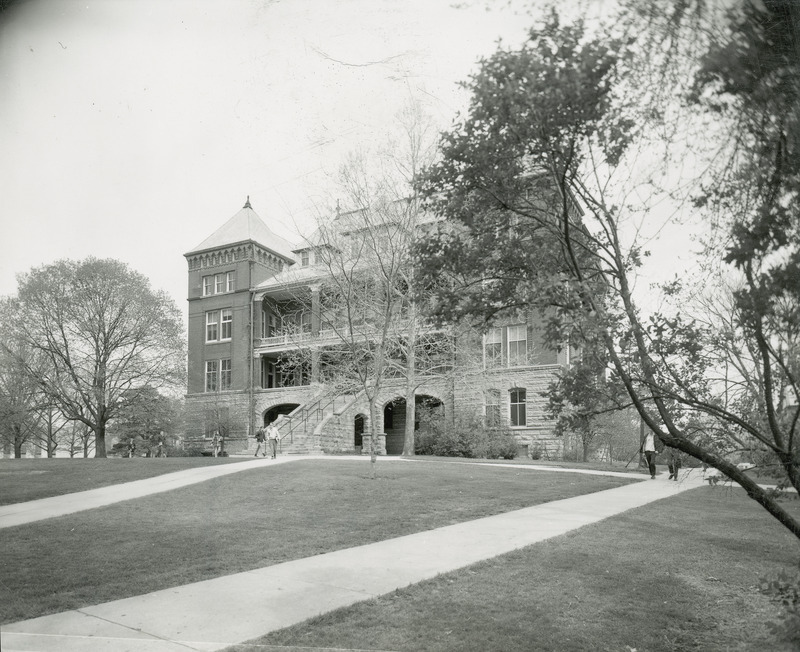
127, 438, 167, 458
642, 430, 682, 480
255, 421, 280, 459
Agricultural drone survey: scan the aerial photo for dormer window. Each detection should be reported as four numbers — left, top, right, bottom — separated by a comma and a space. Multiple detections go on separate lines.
301, 251, 310, 267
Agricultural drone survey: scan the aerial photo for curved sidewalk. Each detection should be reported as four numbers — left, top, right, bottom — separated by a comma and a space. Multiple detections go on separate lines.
1, 462, 704, 652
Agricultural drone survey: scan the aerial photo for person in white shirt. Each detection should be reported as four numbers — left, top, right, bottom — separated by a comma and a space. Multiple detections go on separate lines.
643, 431, 657, 479
267, 422, 279, 459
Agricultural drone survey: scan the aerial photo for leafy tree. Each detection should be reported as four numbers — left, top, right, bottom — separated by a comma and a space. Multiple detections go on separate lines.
108, 386, 183, 456
415, 7, 800, 539
544, 349, 625, 462
9, 258, 186, 458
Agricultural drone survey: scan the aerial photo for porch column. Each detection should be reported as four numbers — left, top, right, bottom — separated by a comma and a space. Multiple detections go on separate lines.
310, 284, 321, 335
310, 284, 321, 382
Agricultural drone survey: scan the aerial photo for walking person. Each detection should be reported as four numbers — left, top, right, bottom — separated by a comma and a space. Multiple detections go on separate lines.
254, 425, 267, 457
212, 430, 220, 457
667, 448, 682, 481
642, 430, 658, 479
267, 421, 279, 459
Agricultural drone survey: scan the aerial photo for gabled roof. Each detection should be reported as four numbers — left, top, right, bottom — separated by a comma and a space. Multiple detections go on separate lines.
185, 198, 296, 260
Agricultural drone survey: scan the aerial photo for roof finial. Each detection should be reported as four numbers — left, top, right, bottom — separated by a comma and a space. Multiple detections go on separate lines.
244, 195, 251, 209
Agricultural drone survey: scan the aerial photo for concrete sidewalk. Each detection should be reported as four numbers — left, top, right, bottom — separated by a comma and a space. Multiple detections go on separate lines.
0, 457, 285, 529
1, 466, 704, 652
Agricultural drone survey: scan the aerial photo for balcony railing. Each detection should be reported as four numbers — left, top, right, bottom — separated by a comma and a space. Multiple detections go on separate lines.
256, 321, 446, 351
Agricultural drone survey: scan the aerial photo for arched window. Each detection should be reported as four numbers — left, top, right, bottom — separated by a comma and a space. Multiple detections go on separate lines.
510, 388, 526, 426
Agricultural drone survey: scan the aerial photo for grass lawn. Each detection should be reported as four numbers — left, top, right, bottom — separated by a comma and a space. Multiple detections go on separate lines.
0, 457, 242, 505
231, 487, 800, 652
0, 459, 634, 624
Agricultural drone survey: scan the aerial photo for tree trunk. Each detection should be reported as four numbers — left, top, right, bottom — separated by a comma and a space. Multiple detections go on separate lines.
94, 423, 106, 458
368, 396, 378, 478
403, 390, 416, 456
403, 300, 417, 457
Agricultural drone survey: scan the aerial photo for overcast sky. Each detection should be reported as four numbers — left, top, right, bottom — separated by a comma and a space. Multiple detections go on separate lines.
0, 0, 540, 321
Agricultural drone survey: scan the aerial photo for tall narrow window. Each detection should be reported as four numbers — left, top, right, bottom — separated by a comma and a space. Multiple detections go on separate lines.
261, 308, 268, 338
203, 276, 213, 296
507, 324, 527, 367
260, 357, 275, 388
484, 328, 502, 368
205, 360, 218, 392
301, 251, 310, 267
269, 313, 277, 337
206, 311, 219, 342
226, 271, 236, 293
220, 359, 232, 390
510, 388, 526, 426
485, 389, 501, 427
215, 274, 224, 294
220, 309, 232, 340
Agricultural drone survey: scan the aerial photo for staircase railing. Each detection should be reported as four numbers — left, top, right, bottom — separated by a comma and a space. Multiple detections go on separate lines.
277, 389, 356, 451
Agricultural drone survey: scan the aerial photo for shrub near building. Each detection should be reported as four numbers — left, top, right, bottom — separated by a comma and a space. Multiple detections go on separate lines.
415, 408, 517, 459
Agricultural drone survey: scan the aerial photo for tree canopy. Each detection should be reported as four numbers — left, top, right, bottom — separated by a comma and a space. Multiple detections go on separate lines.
8, 257, 185, 457
415, 4, 800, 539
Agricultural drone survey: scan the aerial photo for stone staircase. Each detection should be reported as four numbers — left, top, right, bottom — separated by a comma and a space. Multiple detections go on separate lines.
247, 390, 360, 456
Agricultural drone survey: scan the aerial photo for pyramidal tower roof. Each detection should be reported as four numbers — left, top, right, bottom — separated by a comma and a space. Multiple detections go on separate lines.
185, 197, 295, 260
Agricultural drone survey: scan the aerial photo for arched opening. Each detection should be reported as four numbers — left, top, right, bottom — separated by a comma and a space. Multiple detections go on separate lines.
383, 395, 443, 455
354, 414, 366, 452
263, 403, 299, 426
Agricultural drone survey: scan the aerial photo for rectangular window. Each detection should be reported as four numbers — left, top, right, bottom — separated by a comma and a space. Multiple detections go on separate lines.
510, 388, 526, 426
220, 359, 232, 390
205, 360, 218, 392
260, 357, 275, 388
484, 328, 502, 368
220, 309, 232, 340
269, 313, 277, 337
507, 324, 527, 367
206, 311, 219, 342
301, 251, 310, 267
485, 390, 501, 427
202, 272, 234, 295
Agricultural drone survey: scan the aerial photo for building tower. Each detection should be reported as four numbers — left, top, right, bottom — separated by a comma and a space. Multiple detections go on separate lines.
183, 198, 295, 451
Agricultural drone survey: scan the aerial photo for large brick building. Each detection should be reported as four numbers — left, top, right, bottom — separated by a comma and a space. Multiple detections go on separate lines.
184, 199, 569, 456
